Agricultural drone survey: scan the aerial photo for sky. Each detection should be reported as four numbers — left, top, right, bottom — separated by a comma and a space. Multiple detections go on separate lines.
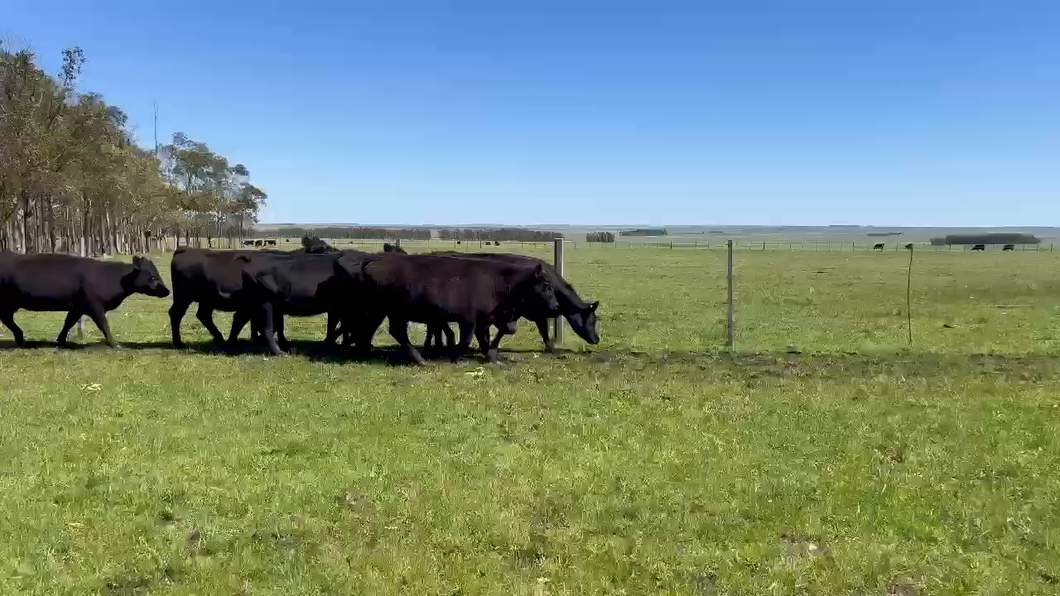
3, 1, 1059, 226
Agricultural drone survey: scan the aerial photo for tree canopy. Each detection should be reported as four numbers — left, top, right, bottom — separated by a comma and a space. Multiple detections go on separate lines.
0, 42, 267, 254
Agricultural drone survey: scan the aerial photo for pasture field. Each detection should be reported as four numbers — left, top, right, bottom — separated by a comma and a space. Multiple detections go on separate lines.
2, 247, 1060, 594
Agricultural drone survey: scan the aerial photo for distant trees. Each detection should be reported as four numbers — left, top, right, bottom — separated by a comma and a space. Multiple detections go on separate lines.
586, 231, 615, 243
0, 41, 266, 254
930, 234, 1040, 246
271, 226, 431, 240
620, 228, 667, 237
437, 228, 562, 242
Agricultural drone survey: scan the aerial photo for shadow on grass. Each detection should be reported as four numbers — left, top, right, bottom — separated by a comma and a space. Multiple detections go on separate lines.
3, 338, 1059, 378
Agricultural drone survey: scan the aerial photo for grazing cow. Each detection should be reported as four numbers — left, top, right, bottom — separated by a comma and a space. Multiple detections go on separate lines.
873, 243, 885, 251
383, 242, 407, 254
972, 244, 986, 251
1003, 244, 1015, 251
904, 243, 913, 250
302, 236, 335, 254
0, 254, 169, 348
224, 251, 361, 355
333, 252, 559, 364
169, 248, 301, 348
426, 252, 600, 352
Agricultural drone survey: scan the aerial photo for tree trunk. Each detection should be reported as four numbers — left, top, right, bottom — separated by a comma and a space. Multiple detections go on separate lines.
17, 191, 29, 254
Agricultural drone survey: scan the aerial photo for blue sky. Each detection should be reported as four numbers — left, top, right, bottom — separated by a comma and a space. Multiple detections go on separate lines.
4, 1, 1059, 226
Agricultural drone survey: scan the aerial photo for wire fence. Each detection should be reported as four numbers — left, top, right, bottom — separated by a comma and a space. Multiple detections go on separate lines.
251, 237, 1056, 254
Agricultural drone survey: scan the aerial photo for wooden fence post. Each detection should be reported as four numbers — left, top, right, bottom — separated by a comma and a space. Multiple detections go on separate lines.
553, 238, 565, 348
727, 240, 735, 349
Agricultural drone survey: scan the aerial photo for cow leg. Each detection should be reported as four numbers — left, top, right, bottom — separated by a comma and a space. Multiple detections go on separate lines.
195, 304, 226, 344
422, 323, 436, 352
534, 318, 555, 352
475, 325, 498, 363
388, 318, 426, 365
488, 320, 519, 352
56, 310, 83, 347
450, 322, 474, 362
227, 309, 252, 345
274, 312, 290, 352
0, 311, 24, 347
348, 312, 384, 353
259, 303, 284, 356
168, 298, 192, 348
85, 304, 119, 348
324, 312, 342, 345
442, 324, 455, 348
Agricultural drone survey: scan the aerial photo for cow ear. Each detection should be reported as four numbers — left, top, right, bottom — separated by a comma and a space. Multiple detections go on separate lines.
132, 255, 143, 269
534, 263, 545, 277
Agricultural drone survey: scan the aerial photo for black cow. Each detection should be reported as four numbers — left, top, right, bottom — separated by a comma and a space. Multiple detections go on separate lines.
1, 254, 169, 348
254, 240, 264, 247
302, 236, 335, 254
333, 253, 559, 364
426, 252, 600, 352
904, 243, 913, 250
872, 243, 885, 251
265, 240, 277, 246
243, 240, 255, 247
383, 242, 407, 254
224, 250, 361, 355
1003, 244, 1015, 251
169, 248, 301, 348
972, 244, 986, 251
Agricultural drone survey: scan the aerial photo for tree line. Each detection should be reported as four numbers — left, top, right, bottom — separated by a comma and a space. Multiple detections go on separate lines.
585, 232, 616, 243
270, 226, 432, 240
436, 228, 562, 242
0, 42, 267, 255
929, 234, 1040, 246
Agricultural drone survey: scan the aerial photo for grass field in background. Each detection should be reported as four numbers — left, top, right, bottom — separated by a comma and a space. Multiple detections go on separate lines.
2, 247, 1059, 594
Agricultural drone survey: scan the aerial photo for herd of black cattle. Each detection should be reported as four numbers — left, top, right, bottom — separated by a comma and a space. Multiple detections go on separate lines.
0, 237, 600, 364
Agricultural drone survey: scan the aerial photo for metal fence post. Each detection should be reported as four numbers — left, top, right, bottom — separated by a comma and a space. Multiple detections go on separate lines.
727, 240, 735, 348
553, 238, 565, 348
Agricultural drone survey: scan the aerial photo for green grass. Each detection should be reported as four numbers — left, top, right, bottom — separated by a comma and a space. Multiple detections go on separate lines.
2, 248, 1060, 594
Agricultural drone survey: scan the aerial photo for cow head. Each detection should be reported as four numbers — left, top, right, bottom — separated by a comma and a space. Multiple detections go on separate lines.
519, 263, 560, 314
565, 300, 600, 345
126, 256, 170, 298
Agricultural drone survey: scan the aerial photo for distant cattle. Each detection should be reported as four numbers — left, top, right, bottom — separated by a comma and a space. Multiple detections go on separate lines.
1003, 244, 1015, 251
456, 241, 462, 245
302, 236, 335, 254
383, 242, 407, 254
243, 240, 256, 247
873, 243, 885, 251
1, 254, 169, 348
264, 240, 277, 246
426, 252, 600, 352
254, 240, 264, 247
494, 241, 501, 246
333, 252, 560, 364
904, 243, 913, 250
971, 244, 986, 251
